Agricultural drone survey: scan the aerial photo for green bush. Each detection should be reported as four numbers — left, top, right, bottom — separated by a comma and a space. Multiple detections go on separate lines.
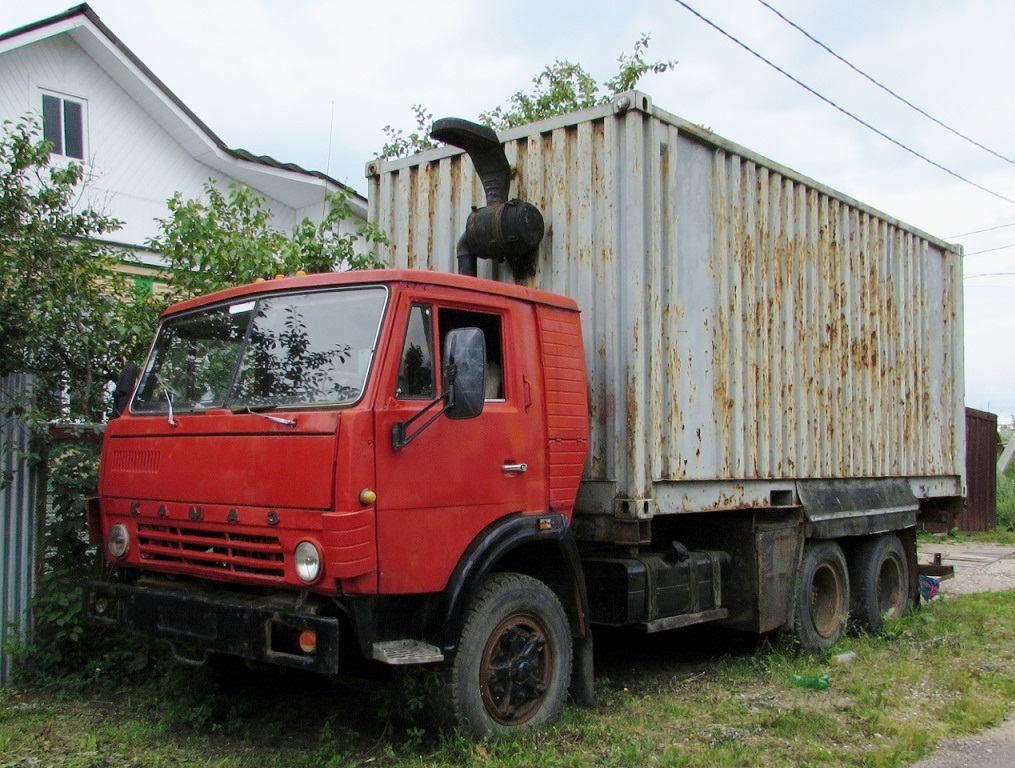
998, 461, 1015, 531
7, 437, 157, 686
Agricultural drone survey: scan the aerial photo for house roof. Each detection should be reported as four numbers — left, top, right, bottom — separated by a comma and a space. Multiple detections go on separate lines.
0, 4, 366, 216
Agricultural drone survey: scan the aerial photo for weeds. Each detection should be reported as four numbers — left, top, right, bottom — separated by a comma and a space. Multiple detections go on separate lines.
997, 462, 1015, 531
3, 592, 1015, 767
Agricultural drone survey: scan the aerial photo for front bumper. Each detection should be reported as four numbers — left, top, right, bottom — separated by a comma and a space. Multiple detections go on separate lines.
83, 579, 341, 674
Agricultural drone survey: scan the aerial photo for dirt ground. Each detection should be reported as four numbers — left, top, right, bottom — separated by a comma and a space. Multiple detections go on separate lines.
916, 540, 1015, 595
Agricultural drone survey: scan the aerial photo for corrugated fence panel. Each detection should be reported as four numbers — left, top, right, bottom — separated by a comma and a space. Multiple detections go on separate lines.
368, 92, 965, 515
1, 374, 38, 686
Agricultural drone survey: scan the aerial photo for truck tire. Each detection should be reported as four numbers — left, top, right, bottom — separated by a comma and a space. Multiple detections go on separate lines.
795, 541, 850, 653
442, 572, 572, 739
849, 533, 909, 633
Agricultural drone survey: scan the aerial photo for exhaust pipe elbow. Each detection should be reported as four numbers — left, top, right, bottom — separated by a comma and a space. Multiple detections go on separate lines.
431, 117, 544, 280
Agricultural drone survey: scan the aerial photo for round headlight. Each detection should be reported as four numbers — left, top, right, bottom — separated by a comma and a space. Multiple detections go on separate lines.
107, 523, 129, 559
295, 541, 322, 583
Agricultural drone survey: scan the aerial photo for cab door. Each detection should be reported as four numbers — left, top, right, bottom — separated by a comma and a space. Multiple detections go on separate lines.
373, 295, 545, 594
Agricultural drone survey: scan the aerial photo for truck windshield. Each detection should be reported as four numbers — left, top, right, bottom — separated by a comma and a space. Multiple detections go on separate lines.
131, 286, 387, 414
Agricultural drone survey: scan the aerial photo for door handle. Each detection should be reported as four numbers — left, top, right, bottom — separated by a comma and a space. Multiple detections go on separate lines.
501, 462, 528, 473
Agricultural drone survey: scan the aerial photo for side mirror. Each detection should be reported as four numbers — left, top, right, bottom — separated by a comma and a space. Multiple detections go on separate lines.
112, 361, 139, 417
391, 327, 486, 449
443, 327, 486, 420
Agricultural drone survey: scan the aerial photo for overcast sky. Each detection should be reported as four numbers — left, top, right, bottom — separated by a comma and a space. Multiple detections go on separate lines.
4, 0, 1015, 421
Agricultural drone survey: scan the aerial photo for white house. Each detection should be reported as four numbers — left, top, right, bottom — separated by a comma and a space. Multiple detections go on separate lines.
0, 3, 367, 287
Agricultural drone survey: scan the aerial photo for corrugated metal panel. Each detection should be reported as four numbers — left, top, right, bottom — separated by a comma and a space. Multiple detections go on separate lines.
1, 374, 39, 686
367, 91, 965, 516
961, 408, 998, 532
538, 306, 590, 513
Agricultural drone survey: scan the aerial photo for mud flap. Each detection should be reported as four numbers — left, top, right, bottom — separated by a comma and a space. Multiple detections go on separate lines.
569, 633, 595, 707
798, 478, 918, 540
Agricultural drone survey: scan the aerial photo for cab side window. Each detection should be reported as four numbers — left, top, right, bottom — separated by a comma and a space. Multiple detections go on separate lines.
396, 305, 435, 399
438, 308, 504, 400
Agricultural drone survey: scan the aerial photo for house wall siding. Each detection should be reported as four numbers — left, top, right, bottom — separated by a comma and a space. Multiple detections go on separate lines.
0, 34, 307, 250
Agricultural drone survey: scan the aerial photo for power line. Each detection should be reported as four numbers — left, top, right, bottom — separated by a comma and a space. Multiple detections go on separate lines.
669, 0, 1015, 207
755, 0, 1015, 167
964, 272, 1015, 279
966, 243, 1015, 257
949, 222, 1015, 239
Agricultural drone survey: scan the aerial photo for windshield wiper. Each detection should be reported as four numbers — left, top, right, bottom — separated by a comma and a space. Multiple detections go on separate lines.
155, 374, 178, 427
243, 406, 296, 427
235, 402, 276, 413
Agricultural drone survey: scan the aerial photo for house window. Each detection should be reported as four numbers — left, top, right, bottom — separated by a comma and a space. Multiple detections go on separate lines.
41, 93, 85, 160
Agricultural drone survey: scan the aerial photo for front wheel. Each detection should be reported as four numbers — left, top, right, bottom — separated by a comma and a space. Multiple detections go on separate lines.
441, 572, 572, 739
795, 541, 850, 653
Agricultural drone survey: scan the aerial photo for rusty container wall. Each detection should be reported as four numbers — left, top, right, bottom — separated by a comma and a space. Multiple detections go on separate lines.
960, 408, 997, 532
366, 91, 965, 519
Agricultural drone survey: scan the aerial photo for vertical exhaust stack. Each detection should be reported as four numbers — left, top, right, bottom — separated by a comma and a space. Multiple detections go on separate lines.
430, 118, 544, 280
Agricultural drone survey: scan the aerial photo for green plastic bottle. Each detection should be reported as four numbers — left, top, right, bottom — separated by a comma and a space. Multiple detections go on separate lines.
792, 673, 830, 690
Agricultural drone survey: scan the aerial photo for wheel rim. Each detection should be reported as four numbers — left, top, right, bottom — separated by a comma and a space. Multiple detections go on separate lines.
811, 561, 845, 638
480, 613, 553, 725
876, 556, 904, 616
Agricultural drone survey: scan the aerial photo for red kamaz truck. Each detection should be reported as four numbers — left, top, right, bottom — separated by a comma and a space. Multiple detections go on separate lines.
86, 93, 964, 738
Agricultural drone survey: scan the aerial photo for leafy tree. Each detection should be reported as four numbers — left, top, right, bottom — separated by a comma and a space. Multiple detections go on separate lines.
478, 61, 602, 130
0, 118, 150, 422
604, 33, 678, 97
379, 34, 676, 158
0, 118, 157, 681
149, 180, 387, 303
0, 118, 384, 421
379, 104, 438, 160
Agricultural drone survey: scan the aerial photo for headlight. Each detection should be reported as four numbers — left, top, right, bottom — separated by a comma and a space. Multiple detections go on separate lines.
107, 523, 129, 559
295, 541, 322, 583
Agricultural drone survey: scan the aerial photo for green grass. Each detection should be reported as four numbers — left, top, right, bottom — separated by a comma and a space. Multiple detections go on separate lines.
3, 591, 1015, 767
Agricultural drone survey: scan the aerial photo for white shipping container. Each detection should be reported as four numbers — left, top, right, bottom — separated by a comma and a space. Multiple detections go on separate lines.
366, 91, 964, 521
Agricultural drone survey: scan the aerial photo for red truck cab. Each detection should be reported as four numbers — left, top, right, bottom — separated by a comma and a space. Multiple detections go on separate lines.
86, 268, 592, 736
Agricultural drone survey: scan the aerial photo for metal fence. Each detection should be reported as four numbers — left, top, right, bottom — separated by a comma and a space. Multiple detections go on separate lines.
1, 374, 39, 686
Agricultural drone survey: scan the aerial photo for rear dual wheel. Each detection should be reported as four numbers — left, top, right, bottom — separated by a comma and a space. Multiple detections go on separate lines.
849, 533, 910, 633
795, 541, 849, 653
795, 534, 910, 653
